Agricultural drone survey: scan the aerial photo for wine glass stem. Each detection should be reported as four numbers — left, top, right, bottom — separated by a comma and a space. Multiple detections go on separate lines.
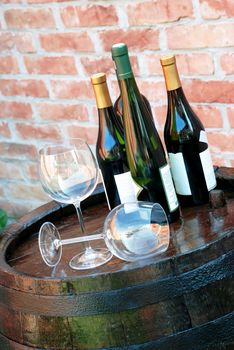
59, 233, 103, 247
73, 202, 92, 251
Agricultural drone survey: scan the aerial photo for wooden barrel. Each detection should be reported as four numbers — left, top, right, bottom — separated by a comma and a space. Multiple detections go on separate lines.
0, 167, 233, 350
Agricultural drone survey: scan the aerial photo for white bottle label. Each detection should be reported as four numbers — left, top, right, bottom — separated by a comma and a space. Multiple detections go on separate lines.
159, 164, 179, 212
114, 171, 138, 204
199, 130, 208, 143
199, 148, 217, 191
169, 152, 192, 195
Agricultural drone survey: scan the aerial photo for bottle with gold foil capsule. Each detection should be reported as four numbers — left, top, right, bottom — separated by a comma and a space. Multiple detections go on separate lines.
160, 55, 217, 207
91, 73, 138, 210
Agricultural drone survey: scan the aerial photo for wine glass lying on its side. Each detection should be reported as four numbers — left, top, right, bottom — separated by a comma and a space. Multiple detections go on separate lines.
39, 202, 170, 268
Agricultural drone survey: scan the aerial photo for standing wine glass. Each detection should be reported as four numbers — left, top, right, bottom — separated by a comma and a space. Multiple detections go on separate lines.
39, 138, 112, 270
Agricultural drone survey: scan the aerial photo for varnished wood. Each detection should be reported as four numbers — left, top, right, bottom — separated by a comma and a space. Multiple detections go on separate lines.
0, 167, 233, 349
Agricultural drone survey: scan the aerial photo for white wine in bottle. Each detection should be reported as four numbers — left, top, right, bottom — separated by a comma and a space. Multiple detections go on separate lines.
161, 55, 217, 207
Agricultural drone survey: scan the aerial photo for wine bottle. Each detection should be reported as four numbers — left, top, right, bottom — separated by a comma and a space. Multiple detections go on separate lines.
111, 43, 180, 223
160, 55, 217, 206
91, 73, 138, 210
114, 71, 151, 202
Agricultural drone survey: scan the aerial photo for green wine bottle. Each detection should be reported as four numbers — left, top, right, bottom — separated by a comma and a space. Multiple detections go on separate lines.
91, 73, 138, 209
160, 55, 217, 206
111, 43, 180, 223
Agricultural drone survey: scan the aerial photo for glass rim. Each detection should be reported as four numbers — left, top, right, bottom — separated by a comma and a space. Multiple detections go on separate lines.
39, 138, 89, 156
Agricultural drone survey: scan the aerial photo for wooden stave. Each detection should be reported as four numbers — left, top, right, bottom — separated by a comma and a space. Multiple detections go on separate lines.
0, 311, 233, 350
0, 167, 234, 349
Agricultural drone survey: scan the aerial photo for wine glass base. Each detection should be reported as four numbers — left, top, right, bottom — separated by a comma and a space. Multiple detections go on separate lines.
39, 222, 62, 267
69, 247, 113, 270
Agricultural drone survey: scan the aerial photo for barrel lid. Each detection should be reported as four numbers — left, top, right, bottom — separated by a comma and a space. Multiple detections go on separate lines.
91, 73, 106, 85
111, 43, 128, 57
160, 55, 176, 66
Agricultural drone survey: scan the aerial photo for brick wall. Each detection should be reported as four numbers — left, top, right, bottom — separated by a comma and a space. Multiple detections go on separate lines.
0, 0, 233, 220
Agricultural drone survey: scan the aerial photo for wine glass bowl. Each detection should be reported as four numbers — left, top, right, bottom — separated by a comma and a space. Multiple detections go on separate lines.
38, 138, 113, 270
39, 141, 98, 204
103, 202, 170, 262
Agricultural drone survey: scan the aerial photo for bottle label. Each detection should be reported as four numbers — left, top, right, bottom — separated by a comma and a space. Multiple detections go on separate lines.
159, 164, 179, 212
199, 130, 208, 143
199, 148, 217, 191
169, 152, 192, 195
114, 171, 138, 204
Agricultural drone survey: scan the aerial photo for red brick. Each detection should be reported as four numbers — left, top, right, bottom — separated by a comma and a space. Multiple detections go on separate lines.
200, 0, 234, 19
4, 9, 55, 29
1, 0, 22, 3
28, 0, 72, 3
24, 162, 39, 180
0, 32, 35, 53
79, 4, 118, 26
81, 55, 139, 76
128, 0, 193, 25
14, 33, 35, 53
60, 6, 79, 27
0, 122, 11, 138
167, 23, 234, 49
146, 53, 214, 75
100, 28, 160, 52
40, 33, 94, 52
38, 103, 88, 121
0, 33, 14, 52
207, 132, 234, 153
0, 79, 48, 97
51, 80, 92, 99
0, 160, 22, 179
153, 105, 167, 129
61, 4, 118, 27
0, 199, 41, 218
16, 123, 62, 141
81, 56, 114, 75
220, 53, 234, 75
110, 80, 120, 101
183, 80, 234, 104
67, 125, 98, 145
0, 56, 19, 74
0, 101, 32, 119
24, 56, 77, 75
8, 182, 49, 201
227, 108, 234, 128
192, 105, 223, 128
91, 106, 99, 124
0, 142, 37, 160
137, 80, 166, 102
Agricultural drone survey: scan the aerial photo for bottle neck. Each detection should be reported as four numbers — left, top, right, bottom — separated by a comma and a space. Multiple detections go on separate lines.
93, 81, 112, 109
113, 54, 133, 80
162, 62, 181, 91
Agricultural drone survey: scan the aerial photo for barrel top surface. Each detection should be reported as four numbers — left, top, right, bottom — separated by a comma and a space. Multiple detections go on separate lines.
0, 167, 233, 290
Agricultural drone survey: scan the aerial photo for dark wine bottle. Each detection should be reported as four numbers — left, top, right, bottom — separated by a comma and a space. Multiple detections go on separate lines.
160, 55, 217, 207
91, 73, 138, 210
114, 72, 151, 202
111, 43, 180, 223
